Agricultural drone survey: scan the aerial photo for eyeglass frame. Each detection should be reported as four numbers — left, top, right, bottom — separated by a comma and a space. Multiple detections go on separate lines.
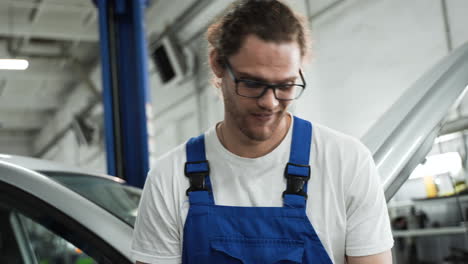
224, 60, 307, 101
225, 60, 307, 101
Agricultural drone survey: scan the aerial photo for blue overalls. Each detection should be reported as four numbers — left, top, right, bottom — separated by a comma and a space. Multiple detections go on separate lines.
182, 116, 333, 264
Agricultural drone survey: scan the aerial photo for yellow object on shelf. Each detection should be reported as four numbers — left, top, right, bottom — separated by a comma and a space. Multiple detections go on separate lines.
454, 182, 467, 193
424, 175, 438, 198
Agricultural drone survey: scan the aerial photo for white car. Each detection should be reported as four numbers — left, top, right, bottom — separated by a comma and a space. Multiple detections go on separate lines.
0, 154, 140, 263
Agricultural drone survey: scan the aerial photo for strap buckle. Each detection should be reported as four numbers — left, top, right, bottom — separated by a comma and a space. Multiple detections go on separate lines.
282, 162, 310, 198
184, 161, 210, 195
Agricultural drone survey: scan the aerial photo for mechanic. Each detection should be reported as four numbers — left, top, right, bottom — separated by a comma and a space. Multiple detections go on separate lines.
131, 0, 394, 263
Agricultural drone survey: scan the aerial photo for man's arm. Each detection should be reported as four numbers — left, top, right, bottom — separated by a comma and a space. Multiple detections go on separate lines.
346, 250, 393, 264
131, 165, 183, 263
344, 147, 394, 262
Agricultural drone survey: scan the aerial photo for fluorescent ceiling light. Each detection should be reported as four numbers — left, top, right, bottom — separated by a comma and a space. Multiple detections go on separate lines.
0, 59, 29, 70
409, 152, 462, 179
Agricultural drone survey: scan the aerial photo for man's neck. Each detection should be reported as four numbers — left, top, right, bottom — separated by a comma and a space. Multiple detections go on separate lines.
217, 114, 291, 158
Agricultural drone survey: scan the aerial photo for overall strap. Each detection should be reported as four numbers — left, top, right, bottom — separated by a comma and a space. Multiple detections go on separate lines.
283, 116, 312, 209
185, 135, 214, 205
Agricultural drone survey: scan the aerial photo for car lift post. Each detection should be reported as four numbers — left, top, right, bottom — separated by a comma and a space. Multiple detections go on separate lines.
95, 0, 150, 188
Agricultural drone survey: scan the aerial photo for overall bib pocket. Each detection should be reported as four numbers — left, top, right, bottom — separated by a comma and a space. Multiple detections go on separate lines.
210, 237, 305, 264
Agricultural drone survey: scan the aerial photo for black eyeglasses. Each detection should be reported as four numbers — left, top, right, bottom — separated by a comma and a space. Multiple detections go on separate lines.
224, 60, 306, 101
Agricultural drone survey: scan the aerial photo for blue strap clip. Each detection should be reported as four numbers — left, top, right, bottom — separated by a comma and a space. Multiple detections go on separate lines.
184, 160, 210, 195
282, 162, 311, 198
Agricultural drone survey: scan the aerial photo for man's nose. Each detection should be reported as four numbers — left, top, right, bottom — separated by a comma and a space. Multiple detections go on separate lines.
257, 88, 279, 110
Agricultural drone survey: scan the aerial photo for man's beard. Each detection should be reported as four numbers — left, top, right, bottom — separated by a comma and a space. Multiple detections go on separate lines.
223, 96, 285, 142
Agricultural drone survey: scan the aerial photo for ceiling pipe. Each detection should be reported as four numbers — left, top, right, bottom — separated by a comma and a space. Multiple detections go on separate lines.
28, 0, 44, 23
6, 38, 69, 60
1, 0, 93, 12
148, 0, 212, 49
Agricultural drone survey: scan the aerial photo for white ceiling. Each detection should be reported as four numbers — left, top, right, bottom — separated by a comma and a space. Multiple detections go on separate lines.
0, 0, 98, 41
0, 0, 101, 147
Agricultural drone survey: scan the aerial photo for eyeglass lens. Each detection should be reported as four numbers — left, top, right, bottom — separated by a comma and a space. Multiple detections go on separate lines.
236, 81, 303, 100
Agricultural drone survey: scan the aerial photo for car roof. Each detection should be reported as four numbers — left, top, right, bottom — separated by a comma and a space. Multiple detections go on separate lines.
0, 154, 125, 183
0, 159, 134, 262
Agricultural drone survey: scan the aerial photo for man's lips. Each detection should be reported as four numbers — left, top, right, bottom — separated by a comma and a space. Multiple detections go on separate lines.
251, 112, 275, 122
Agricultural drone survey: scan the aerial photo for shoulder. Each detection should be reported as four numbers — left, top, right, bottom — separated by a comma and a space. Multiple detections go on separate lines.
310, 122, 373, 177
154, 142, 187, 168
312, 123, 371, 158
147, 142, 187, 186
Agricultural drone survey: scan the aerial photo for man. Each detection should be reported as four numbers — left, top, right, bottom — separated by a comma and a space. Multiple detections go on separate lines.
132, 1, 394, 263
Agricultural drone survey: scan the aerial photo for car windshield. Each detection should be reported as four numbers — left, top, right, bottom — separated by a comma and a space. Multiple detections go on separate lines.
40, 171, 141, 227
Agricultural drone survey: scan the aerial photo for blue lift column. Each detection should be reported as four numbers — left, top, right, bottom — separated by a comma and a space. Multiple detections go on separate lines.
96, 0, 151, 188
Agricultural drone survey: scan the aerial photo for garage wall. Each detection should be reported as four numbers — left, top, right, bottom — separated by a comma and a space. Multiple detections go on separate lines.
34, 0, 468, 175
297, 0, 468, 137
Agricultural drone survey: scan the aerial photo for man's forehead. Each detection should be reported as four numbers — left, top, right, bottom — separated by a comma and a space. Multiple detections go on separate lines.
236, 35, 301, 60
234, 68, 299, 83
228, 35, 302, 82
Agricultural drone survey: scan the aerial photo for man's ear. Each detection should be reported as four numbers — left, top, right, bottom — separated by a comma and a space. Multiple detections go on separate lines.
209, 49, 224, 78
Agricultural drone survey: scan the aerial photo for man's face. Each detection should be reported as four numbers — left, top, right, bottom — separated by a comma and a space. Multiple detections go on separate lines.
219, 34, 302, 142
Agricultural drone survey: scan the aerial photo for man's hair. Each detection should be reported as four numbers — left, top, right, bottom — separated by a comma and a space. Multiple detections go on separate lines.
206, 0, 310, 67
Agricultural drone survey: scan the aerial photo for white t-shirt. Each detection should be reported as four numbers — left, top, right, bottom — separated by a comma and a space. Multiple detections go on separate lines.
131, 118, 394, 264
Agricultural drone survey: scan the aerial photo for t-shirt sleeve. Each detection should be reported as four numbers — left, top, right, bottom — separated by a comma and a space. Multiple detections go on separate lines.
345, 151, 394, 256
131, 168, 182, 264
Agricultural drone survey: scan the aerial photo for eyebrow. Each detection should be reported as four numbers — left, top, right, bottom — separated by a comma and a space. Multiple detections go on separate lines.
236, 71, 298, 83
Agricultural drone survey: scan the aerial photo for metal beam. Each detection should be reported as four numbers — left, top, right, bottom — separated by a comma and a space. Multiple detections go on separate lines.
0, 111, 49, 130
0, 17, 98, 42
441, 0, 453, 52
0, 97, 60, 111
97, 0, 151, 188
6, 38, 68, 59
0, 68, 73, 81
97, 0, 122, 180
0, 130, 35, 138
0, 0, 93, 12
